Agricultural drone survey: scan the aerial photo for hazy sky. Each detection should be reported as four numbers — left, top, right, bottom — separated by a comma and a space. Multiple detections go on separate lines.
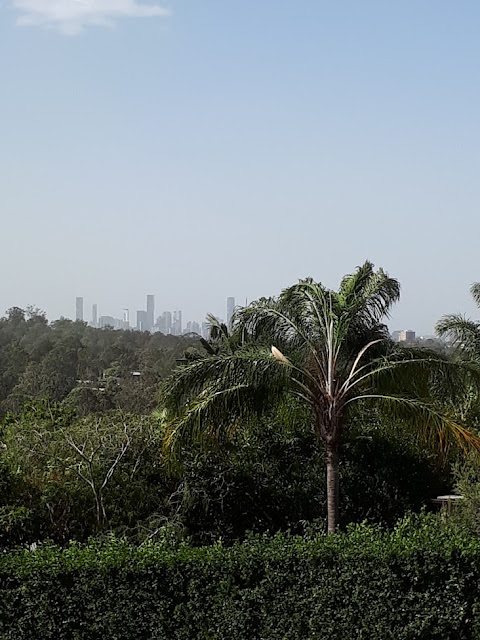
1, 1, 480, 333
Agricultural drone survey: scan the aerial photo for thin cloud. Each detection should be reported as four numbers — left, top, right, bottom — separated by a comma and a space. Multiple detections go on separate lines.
13, 0, 170, 34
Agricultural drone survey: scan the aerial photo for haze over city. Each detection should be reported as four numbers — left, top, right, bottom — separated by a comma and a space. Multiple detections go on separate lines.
2, 2, 480, 334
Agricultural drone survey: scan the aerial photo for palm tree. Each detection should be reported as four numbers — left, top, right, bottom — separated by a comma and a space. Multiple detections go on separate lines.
436, 283, 480, 363
199, 314, 238, 356
163, 262, 480, 533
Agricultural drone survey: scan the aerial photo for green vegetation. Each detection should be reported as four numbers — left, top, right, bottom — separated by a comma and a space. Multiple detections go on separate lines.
0, 515, 479, 639
0, 307, 199, 417
163, 262, 480, 531
3, 265, 480, 637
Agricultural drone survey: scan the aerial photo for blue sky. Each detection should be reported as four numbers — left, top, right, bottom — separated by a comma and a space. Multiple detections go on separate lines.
1, 1, 480, 333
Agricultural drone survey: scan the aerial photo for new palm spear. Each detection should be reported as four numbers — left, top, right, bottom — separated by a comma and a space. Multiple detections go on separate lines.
163, 262, 479, 533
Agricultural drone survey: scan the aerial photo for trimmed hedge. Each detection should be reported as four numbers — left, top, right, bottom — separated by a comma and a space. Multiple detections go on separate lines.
1, 516, 480, 639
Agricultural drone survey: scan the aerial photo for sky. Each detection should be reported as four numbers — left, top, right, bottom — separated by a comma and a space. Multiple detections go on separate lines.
1, 1, 480, 334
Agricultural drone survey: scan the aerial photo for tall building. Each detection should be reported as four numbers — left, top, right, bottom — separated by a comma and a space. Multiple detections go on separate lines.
156, 314, 165, 334
191, 321, 200, 335
99, 315, 117, 329
172, 310, 182, 336
163, 311, 172, 335
227, 297, 235, 327
136, 310, 147, 332
146, 295, 155, 332
398, 329, 416, 344
76, 297, 84, 322
122, 309, 130, 329
185, 320, 201, 335
91, 304, 98, 328
156, 311, 173, 335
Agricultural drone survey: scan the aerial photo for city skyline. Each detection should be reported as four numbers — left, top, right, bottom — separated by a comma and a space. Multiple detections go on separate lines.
0, 289, 459, 339
72, 294, 439, 340
70, 294, 237, 338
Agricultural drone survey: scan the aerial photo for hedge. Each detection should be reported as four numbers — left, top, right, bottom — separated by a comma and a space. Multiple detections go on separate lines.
1, 515, 480, 639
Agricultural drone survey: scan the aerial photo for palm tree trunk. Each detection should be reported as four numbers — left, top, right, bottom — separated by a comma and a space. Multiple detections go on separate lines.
326, 441, 339, 534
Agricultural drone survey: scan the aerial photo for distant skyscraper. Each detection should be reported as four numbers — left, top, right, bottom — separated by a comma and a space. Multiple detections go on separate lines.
172, 310, 182, 336
191, 321, 200, 335
163, 311, 172, 335
123, 309, 130, 329
76, 297, 84, 322
165, 311, 172, 334
185, 321, 201, 335
398, 329, 416, 344
227, 297, 235, 327
136, 310, 147, 332
91, 304, 98, 328
156, 314, 165, 334
99, 315, 117, 329
146, 295, 155, 332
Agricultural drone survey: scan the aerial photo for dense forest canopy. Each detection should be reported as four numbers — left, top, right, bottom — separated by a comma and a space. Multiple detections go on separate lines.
0, 306, 201, 418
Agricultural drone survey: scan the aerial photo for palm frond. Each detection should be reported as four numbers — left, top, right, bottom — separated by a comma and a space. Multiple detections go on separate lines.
338, 261, 401, 325
436, 314, 480, 354
161, 347, 287, 411
163, 383, 258, 454
347, 393, 480, 453
353, 346, 479, 403
470, 282, 480, 309
235, 296, 319, 358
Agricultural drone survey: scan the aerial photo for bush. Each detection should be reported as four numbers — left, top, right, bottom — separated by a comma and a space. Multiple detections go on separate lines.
176, 416, 449, 544
0, 515, 479, 639
0, 405, 173, 545
0, 402, 449, 547
448, 453, 480, 534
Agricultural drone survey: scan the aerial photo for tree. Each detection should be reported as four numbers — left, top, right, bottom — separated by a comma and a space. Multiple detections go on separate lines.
2, 402, 160, 534
436, 282, 480, 363
163, 262, 480, 533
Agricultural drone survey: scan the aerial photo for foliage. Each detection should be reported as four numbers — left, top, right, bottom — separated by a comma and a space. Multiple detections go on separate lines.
175, 405, 449, 545
0, 399, 448, 547
0, 403, 173, 544
448, 452, 480, 535
0, 308, 200, 418
0, 514, 479, 639
436, 281, 480, 364
163, 262, 480, 532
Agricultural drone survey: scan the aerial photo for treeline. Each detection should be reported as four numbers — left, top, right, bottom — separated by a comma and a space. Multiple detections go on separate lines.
0, 307, 201, 418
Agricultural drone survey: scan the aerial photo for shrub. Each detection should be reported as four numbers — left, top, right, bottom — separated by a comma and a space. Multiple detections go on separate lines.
176, 415, 449, 544
448, 452, 480, 534
0, 515, 479, 639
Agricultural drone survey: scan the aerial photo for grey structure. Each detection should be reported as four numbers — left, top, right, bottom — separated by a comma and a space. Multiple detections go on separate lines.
146, 295, 155, 332
76, 297, 84, 322
91, 303, 98, 328
136, 310, 148, 331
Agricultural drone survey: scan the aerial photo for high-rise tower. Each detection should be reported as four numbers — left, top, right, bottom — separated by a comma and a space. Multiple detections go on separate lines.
91, 303, 98, 328
146, 295, 155, 332
164, 311, 172, 335
173, 310, 182, 336
76, 297, 84, 322
136, 310, 147, 331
